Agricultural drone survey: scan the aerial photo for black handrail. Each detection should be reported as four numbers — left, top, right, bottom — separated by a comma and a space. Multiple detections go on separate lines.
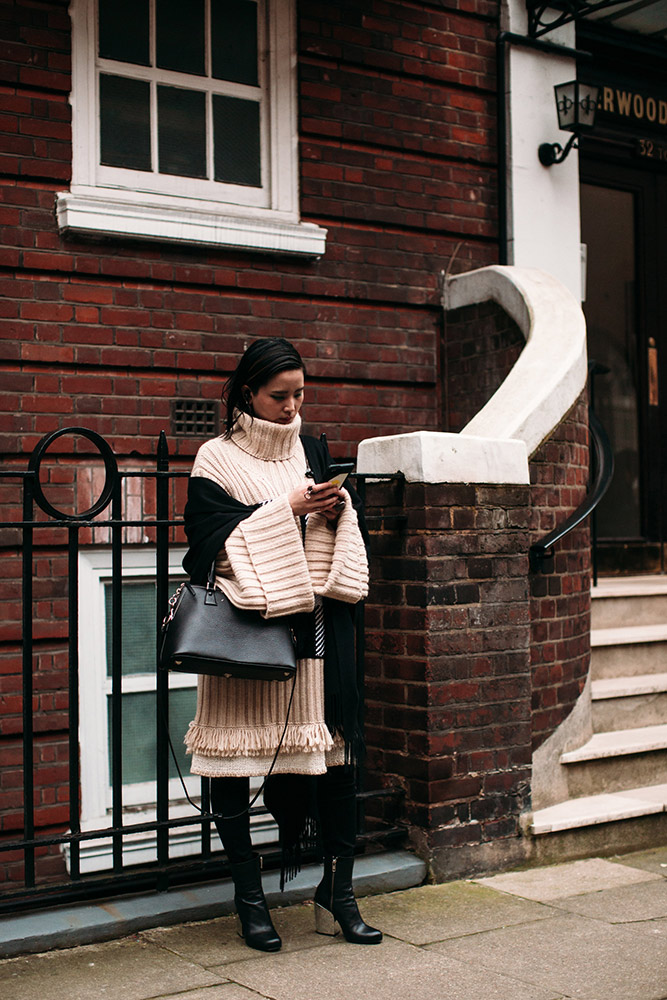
529, 404, 614, 573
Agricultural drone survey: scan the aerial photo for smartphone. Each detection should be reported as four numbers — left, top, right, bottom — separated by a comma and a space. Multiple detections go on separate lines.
326, 462, 355, 489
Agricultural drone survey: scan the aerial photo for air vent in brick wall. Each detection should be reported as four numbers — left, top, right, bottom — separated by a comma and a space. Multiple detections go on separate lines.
171, 400, 219, 437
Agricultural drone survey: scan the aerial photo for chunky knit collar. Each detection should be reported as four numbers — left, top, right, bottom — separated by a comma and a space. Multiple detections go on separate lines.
231, 410, 302, 461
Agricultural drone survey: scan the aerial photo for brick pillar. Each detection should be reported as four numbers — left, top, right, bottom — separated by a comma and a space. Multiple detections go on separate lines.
364, 480, 533, 879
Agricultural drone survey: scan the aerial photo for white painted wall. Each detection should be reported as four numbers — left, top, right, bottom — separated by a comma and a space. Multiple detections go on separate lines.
503, 2, 582, 301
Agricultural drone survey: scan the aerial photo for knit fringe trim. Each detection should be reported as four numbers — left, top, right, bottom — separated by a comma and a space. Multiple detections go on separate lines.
184, 720, 334, 758
280, 815, 318, 892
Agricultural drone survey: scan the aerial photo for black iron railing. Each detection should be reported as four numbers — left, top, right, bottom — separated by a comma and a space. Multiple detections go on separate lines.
529, 362, 614, 574
0, 428, 404, 913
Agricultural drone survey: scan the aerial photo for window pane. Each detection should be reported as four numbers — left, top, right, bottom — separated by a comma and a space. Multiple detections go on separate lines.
107, 688, 196, 785
100, 74, 151, 171
105, 581, 158, 676
158, 86, 207, 178
213, 95, 261, 186
99, 0, 150, 66
211, 0, 258, 86
156, 0, 205, 76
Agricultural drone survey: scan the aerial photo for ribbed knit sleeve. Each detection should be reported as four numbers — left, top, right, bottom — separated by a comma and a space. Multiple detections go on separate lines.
224, 496, 315, 618
304, 496, 369, 604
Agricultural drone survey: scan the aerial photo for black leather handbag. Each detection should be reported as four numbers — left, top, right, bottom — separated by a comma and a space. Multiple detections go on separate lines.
160, 565, 297, 681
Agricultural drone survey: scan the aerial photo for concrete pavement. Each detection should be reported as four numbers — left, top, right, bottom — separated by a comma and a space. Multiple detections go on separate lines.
1, 847, 667, 1000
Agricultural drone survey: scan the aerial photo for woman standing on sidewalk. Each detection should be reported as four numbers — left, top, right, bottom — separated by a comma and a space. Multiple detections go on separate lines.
182, 337, 382, 953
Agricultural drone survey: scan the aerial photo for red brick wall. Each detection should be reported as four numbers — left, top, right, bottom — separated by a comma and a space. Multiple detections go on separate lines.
529, 393, 591, 752
364, 479, 533, 878
0, 0, 502, 466
444, 301, 525, 433
0, 0, 502, 886
363, 393, 591, 877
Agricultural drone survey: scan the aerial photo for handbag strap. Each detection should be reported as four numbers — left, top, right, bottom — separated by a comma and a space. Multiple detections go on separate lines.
161, 670, 297, 822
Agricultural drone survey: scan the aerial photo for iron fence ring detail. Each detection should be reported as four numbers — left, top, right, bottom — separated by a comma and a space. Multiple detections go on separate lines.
27, 426, 119, 520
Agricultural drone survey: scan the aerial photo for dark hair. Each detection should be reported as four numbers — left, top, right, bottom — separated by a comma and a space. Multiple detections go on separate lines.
222, 337, 306, 436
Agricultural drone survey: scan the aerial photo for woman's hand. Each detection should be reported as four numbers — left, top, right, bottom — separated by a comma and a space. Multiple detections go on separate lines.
288, 480, 345, 517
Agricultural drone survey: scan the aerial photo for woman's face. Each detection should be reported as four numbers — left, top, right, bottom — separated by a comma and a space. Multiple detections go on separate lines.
246, 368, 304, 424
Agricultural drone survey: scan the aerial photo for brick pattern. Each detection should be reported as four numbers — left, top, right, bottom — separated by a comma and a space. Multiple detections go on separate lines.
0, 0, 503, 472
0, 0, 502, 883
528, 394, 591, 751
362, 393, 591, 873
444, 301, 525, 432
364, 480, 533, 873
1, 0, 600, 888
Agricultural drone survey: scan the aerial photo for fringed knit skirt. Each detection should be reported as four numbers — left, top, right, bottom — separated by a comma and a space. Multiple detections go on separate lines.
185, 657, 345, 777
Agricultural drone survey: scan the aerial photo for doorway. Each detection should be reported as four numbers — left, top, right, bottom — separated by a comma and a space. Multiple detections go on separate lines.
580, 162, 667, 572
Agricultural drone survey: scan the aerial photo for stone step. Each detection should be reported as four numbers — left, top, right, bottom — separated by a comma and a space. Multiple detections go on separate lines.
560, 724, 667, 797
591, 575, 667, 630
590, 624, 667, 679
591, 672, 667, 732
529, 782, 667, 835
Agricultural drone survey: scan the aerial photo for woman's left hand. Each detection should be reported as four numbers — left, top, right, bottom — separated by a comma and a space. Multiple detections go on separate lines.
320, 495, 346, 522
289, 480, 345, 517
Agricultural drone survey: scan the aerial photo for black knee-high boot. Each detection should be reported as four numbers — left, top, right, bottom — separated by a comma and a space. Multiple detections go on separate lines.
210, 777, 281, 953
210, 777, 254, 863
313, 767, 382, 945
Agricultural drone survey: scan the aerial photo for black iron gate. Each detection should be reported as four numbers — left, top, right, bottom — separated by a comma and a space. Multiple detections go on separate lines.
0, 427, 402, 913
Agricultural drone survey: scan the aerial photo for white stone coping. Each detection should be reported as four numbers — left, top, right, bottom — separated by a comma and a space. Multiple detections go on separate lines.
592, 673, 667, 701
592, 575, 667, 598
449, 265, 588, 456
560, 723, 667, 764
357, 430, 529, 485
56, 192, 328, 256
530, 784, 667, 835
591, 624, 667, 647
357, 265, 587, 484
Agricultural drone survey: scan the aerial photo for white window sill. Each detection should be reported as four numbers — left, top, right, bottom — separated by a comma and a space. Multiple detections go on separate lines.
56, 190, 328, 257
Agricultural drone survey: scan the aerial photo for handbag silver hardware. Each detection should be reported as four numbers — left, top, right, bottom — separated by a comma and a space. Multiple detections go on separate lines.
162, 583, 185, 630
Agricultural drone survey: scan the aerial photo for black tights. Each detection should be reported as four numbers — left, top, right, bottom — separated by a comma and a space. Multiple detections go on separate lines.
210, 767, 357, 865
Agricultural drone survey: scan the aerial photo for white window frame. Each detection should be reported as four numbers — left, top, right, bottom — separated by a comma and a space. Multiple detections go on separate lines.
74, 546, 276, 874
58, 0, 327, 256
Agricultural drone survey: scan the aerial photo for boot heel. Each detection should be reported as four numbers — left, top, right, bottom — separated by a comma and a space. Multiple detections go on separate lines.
314, 902, 339, 936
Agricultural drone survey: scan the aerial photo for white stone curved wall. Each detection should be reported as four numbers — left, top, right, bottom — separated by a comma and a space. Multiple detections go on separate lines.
357, 264, 587, 485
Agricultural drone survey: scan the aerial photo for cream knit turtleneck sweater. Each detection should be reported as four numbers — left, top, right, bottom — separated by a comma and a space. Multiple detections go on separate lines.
184, 411, 369, 778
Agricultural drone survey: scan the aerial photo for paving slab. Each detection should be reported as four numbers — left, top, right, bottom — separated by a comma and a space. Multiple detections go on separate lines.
431, 911, 667, 1000
614, 844, 667, 878
217, 936, 561, 1000
475, 857, 661, 901
551, 879, 667, 923
146, 988, 264, 1000
141, 902, 337, 966
353, 880, 554, 946
0, 937, 225, 1000
0, 849, 426, 959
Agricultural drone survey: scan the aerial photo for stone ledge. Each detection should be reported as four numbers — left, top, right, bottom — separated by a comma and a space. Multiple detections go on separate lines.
0, 850, 425, 960
591, 624, 667, 647
357, 430, 529, 485
528, 784, 667, 835
561, 724, 667, 764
